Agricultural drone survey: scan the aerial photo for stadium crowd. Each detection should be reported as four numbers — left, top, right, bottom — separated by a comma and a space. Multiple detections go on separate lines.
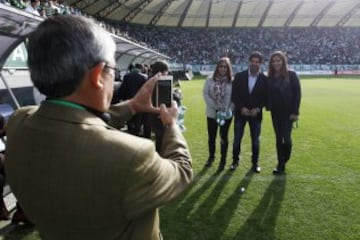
2, 1, 359, 66
123, 26, 360, 65
0, 0, 123, 35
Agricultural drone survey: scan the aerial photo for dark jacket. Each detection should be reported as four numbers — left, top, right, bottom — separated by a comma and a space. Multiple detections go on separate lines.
267, 70, 301, 117
119, 70, 147, 100
232, 70, 268, 120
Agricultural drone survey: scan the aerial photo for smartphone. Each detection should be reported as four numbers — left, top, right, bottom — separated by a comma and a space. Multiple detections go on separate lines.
155, 75, 173, 107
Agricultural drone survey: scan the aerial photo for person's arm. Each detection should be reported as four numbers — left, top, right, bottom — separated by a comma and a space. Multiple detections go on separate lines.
122, 135, 192, 220
202, 78, 218, 110
290, 71, 301, 117
265, 77, 272, 111
107, 101, 134, 129
250, 74, 268, 117
259, 74, 268, 108
225, 82, 233, 112
122, 103, 192, 220
231, 73, 242, 108
232, 73, 250, 116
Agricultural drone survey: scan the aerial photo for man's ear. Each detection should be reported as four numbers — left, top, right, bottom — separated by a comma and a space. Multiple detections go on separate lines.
89, 62, 105, 89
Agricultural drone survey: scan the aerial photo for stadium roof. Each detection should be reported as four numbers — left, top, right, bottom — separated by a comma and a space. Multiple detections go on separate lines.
0, 4, 169, 72
67, 0, 360, 27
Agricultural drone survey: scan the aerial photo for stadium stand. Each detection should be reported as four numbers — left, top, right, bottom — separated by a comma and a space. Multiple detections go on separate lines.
2, 1, 359, 66
124, 26, 360, 65
60, 0, 360, 72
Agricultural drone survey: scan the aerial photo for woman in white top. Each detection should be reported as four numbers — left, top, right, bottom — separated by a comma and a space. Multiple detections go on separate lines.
203, 57, 233, 172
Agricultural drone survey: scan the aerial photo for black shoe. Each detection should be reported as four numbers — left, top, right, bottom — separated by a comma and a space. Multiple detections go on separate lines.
251, 165, 261, 173
11, 210, 33, 227
230, 163, 238, 171
217, 165, 225, 172
273, 167, 285, 175
204, 158, 214, 167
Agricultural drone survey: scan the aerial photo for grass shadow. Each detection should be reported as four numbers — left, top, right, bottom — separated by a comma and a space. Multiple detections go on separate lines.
233, 174, 287, 239
160, 166, 224, 237
196, 170, 255, 239
177, 170, 255, 239
1, 223, 37, 240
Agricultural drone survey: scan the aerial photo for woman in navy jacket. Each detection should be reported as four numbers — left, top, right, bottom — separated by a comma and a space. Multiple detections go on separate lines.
267, 51, 301, 174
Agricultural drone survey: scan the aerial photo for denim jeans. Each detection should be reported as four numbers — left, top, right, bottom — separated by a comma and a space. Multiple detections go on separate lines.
232, 117, 262, 165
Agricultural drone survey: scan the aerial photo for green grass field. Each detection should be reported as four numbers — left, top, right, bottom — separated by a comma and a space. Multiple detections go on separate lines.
1, 76, 359, 239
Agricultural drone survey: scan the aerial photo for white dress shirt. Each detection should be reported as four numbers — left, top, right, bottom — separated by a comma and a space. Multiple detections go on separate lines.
248, 71, 259, 94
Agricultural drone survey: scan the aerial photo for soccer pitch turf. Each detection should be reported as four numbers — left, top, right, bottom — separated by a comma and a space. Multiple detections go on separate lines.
160, 76, 360, 240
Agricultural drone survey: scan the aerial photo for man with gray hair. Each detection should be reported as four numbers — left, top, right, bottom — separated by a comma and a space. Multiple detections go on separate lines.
5, 15, 192, 240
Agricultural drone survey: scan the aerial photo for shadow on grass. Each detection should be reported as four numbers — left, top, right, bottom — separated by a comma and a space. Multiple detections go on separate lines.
191, 170, 255, 239
160, 166, 229, 238
161, 168, 256, 239
0, 223, 37, 240
233, 175, 287, 239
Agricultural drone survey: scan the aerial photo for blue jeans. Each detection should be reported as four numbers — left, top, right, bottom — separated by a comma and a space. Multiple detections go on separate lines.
232, 117, 262, 165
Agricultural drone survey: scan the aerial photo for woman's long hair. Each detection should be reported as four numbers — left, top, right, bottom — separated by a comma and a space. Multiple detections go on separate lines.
212, 57, 233, 82
268, 51, 289, 81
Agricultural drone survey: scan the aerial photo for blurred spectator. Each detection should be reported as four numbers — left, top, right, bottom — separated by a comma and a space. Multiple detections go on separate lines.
0, 155, 9, 221
44, 0, 59, 16
9, 0, 26, 9
37, 4, 46, 18
0, 115, 9, 221
0, 114, 32, 225
118, 63, 148, 136
24, 0, 39, 15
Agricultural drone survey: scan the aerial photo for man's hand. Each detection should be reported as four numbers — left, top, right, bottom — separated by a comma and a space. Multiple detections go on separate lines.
249, 108, 260, 117
241, 107, 250, 116
159, 101, 178, 127
128, 74, 161, 114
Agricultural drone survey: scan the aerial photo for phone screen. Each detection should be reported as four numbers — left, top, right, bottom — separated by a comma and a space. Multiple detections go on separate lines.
156, 76, 173, 107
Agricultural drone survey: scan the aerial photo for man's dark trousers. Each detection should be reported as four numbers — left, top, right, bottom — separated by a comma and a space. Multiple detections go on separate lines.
232, 116, 262, 166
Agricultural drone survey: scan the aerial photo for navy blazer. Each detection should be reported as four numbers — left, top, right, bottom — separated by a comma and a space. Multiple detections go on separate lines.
232, 70, 268, 120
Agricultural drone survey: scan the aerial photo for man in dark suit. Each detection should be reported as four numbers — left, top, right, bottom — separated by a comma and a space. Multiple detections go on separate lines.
5, 15, 192, 240
119, 63, 148, 136
231, 51, 267, 172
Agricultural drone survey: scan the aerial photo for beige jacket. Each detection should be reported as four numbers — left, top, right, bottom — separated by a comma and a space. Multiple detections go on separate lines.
5, 101, 192, 240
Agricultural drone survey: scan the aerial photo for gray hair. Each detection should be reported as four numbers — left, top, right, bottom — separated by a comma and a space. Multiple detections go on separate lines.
27, 15, 116, 98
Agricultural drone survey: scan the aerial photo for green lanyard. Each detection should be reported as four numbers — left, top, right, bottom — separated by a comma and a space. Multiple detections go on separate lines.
46, 99, 87, 111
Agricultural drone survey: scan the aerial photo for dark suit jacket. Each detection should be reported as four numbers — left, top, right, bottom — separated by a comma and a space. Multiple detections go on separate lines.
5, 101, 192, 240
232, 70, 268, 120
119, 70, 147, 100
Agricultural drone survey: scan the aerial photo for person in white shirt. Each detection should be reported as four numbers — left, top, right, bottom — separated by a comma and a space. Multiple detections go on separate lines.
230, 51, 268, 173
24, 0, 40, 16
